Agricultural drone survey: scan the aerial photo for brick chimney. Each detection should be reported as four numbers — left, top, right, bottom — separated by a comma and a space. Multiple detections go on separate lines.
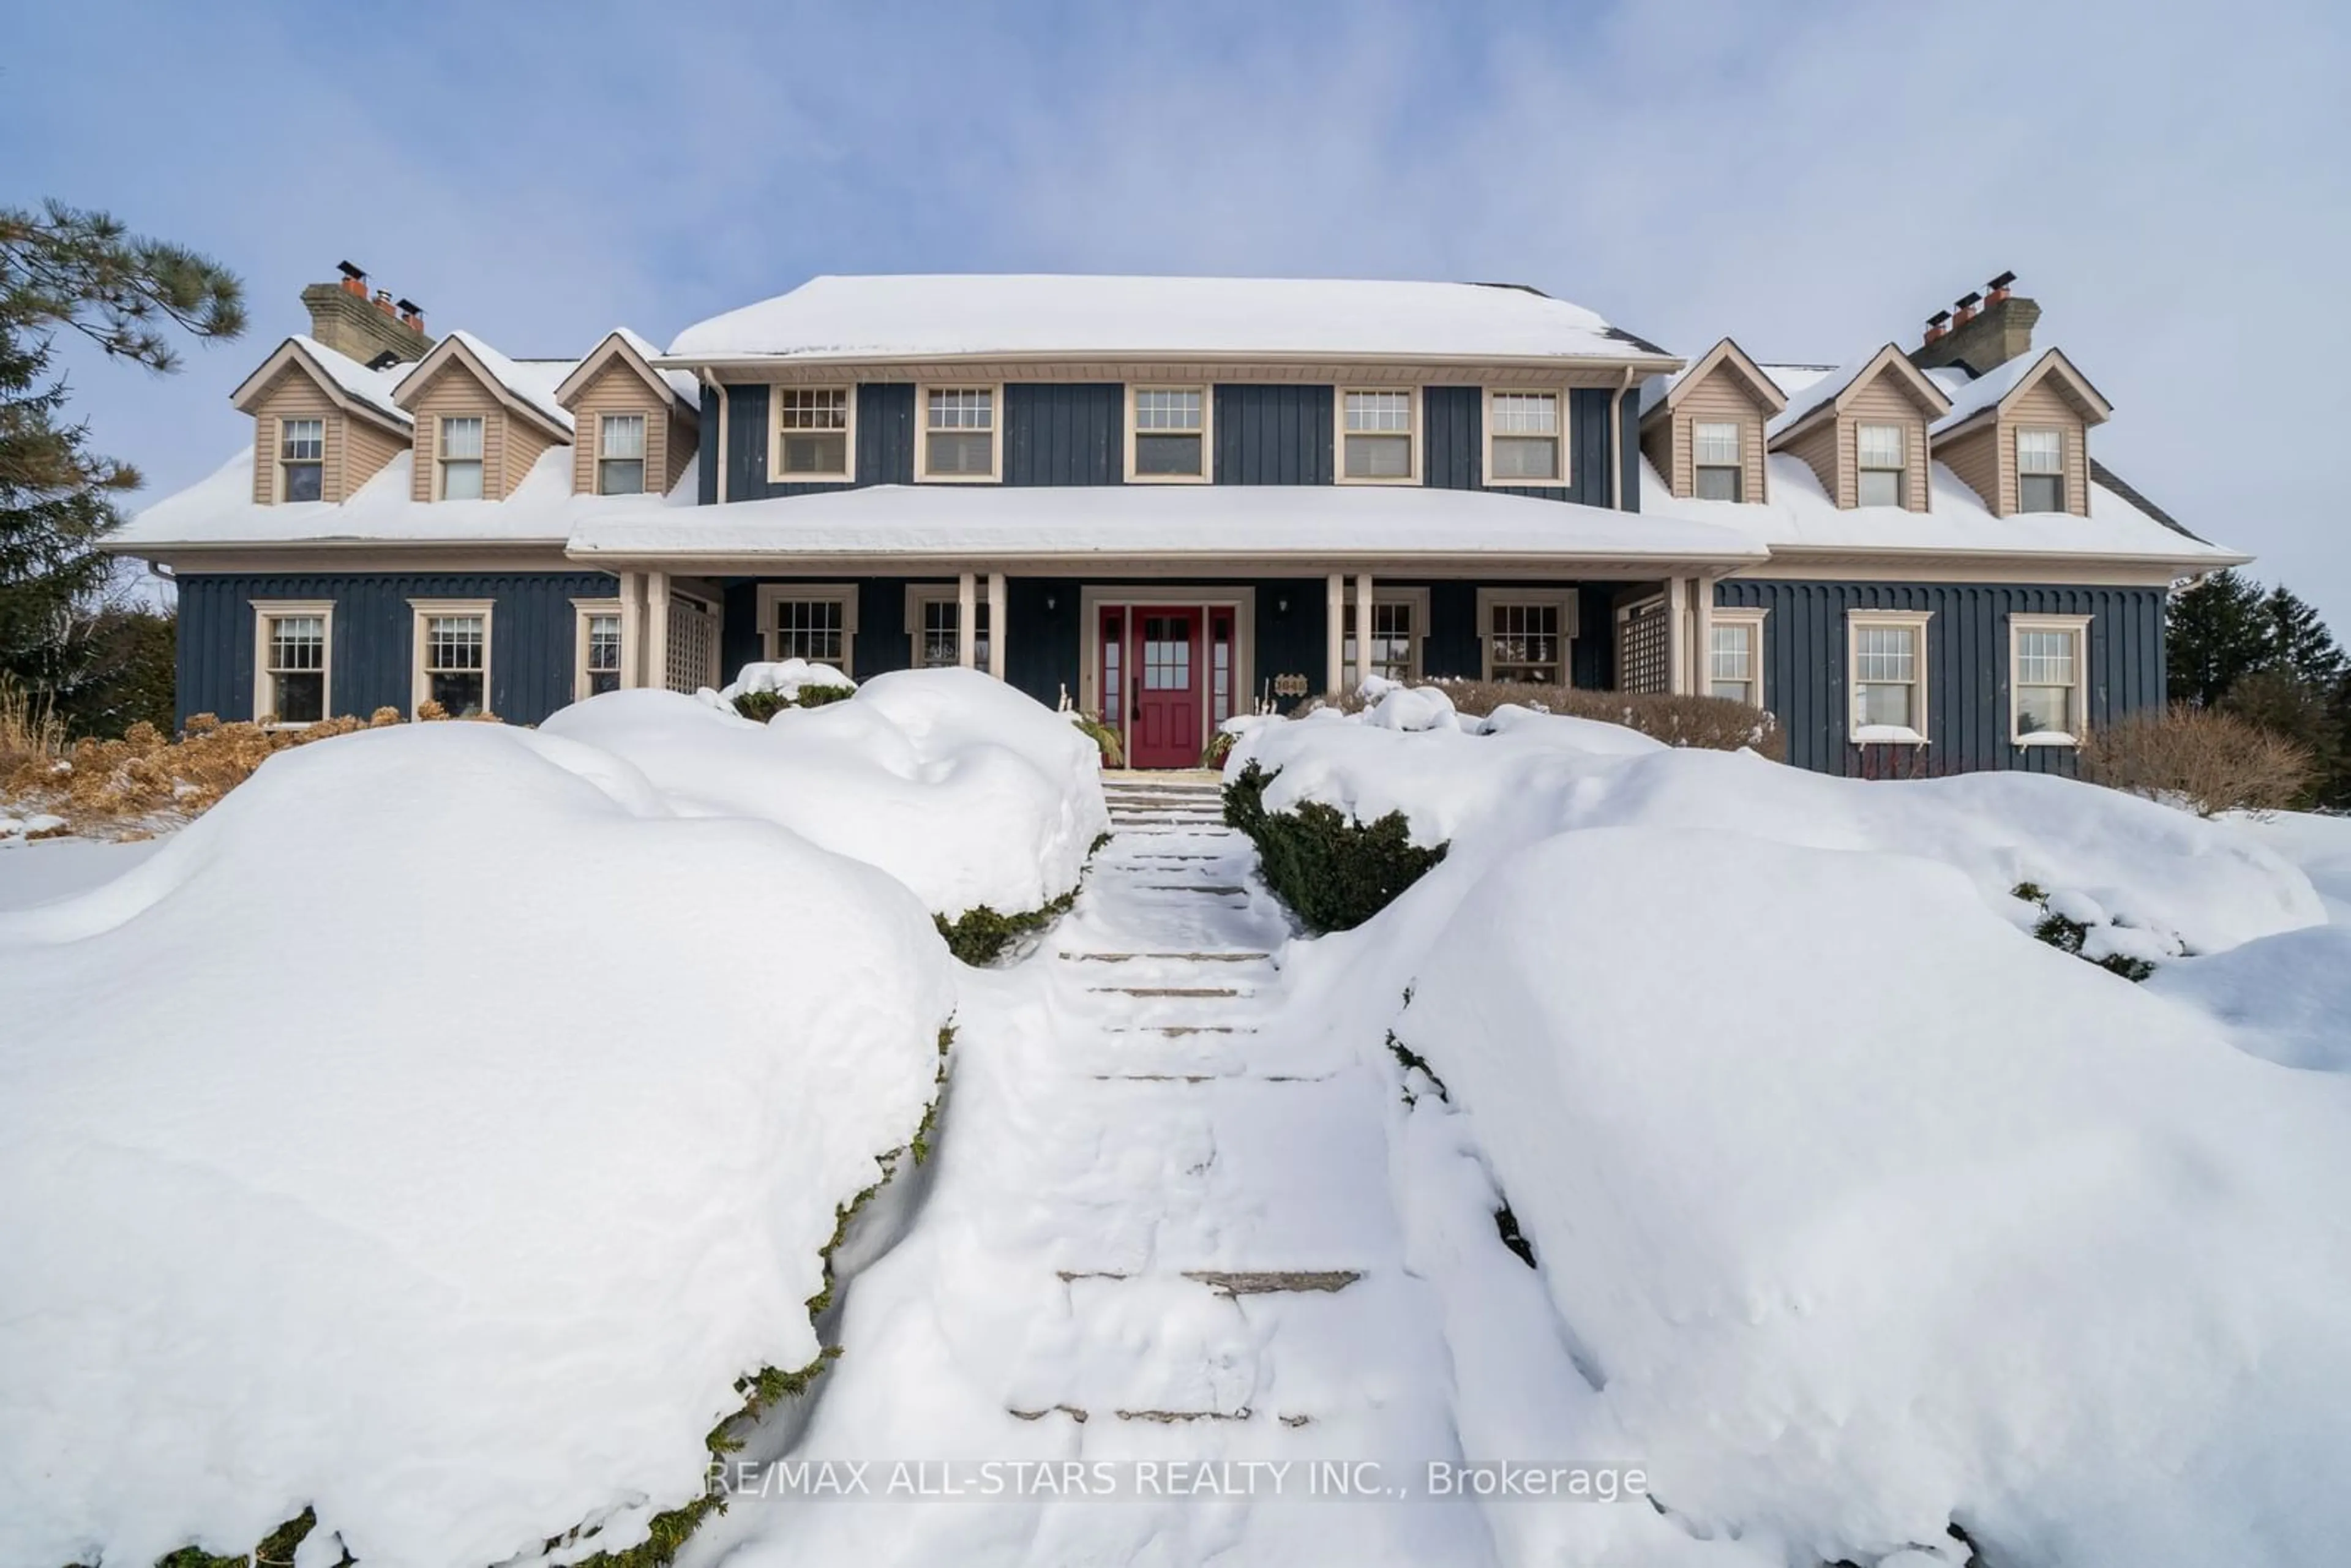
1910, 271, 2039, 376
299, 261, 433, 365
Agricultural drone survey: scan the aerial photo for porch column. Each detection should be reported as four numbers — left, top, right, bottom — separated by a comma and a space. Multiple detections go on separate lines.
1353, 572, 1375, 691
956, 571, 977, 669
645, 571, 670, 694
1324, 572, 1345, 697
1693, 576, 1716, 702
986, 571, 1007, 680
617, 571, 643, 689
1665, 575, 1690, 695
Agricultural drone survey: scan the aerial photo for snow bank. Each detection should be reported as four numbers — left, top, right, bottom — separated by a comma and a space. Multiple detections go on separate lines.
0, 722, 953, 1568
1236, 708, 2350, 1565
547, 669, 1108, 920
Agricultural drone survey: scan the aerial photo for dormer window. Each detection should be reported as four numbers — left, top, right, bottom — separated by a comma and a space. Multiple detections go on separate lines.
598, 414, 647, 495
439, 416, 485, 500
2017, 428, 2064, 512
1856, 424, 1905, 507
1693, 421, 1742, 501
279, 418, 324, 501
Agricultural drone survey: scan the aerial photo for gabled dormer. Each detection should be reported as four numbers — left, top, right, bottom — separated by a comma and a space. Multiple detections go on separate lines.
392, 331, 574, 502
1929, 348, 2112, 517
228, 337, 413, 504
1766, 344, 1952, 511
553, 329, 700, 497
1638, 338, 1785, 503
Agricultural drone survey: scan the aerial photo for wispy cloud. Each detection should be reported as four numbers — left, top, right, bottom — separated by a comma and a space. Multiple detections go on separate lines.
8, 0, 2347, 615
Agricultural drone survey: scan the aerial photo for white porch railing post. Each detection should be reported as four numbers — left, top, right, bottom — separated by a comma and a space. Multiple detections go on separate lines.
986, 571, 1007, 680
1353, 572, 1375, 692
1324, 572, 1344, 697
957, 571, 977, 669
646, 571, 670, 694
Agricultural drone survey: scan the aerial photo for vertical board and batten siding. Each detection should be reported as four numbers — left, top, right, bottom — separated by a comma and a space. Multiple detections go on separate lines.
716, 383, 917, 501
1716, 578, 2166, 776
1003, 384, 1122, 485
176, 571, 619, 728
1213, 385, 1334, 485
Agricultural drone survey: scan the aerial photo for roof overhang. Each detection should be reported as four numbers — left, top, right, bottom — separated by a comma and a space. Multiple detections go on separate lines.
396, 336, 574, 443
228, 338, 411, 438
1641, 338, 1787, 427
1731, 542, 2249, 587
555, 331, 699, 418
652, 347, 1686, 378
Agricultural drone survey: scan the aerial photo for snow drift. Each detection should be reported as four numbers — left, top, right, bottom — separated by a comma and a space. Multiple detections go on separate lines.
0, 722, 954, 1568
1235, 705, 2351, 1567
546, 669, 1109, 920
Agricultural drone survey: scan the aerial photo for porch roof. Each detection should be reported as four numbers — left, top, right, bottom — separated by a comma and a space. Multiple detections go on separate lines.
564, 482, 1768, 575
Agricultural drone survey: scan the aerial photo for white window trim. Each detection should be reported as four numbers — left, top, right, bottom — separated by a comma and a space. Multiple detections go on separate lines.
276, 416, 327, 504
1341, 585, 1434, 681
768, 384, 858, 484
2014, 426, 2067, 513
1690, 418, 1745, 500
437, 414, 489, 501
1846, 608, 1933, 745
593, 412, 651, 497
754, 582, 860, 669
1482, 388, 1567, 489
903, 583, 992, 669
250, 598, 334, 727
914, 382, 1003, 484
2009, 613, 2092, 748
1709, 606, 1768, 707
1854, 421, 1908, 509
1335, 386, 1422, 486
1123, 383, 1213, 484
572, 596, 623, 702
1473, 587, 1580, 682
409, 597, 495, 717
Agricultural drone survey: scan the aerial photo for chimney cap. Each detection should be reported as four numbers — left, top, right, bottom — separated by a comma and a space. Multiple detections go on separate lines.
336, 260, 367, 281
1954, 290, 1984, 309
394, 298, 423, 316
1987, 269, 2017, 292
1926, 309, 1952, 327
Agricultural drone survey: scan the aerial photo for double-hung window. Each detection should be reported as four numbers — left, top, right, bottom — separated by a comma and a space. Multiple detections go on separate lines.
597, 414, 647, 495
1856, 423, 1906, 508
1693, 421, 1743, 501
575, 599, 623, 700
776, 388, 852, 479
252, 600, 332, 725
1130, 387, 1207, 481
438, 416, 485, 500
756, 584, 858, 670
279, 418, 324, 502
1342, 591, 1428, 683
1479, 591, 1575, 685
920, 386, 997, 480
2011, 616, 2090, 745
1486, 391, 1561, 483
2017, 428, 2065, 512
908, 588, 991, 669
412, 599, 492, 716
1849, 611, 1930, 742
1710, 611, 1766, 705
1340, 389, 1416, 482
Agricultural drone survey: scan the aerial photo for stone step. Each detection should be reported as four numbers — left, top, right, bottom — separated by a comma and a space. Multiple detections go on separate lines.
1059, 951, 1274, 962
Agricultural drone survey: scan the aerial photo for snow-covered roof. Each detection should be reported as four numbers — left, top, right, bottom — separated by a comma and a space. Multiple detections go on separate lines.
396, 330, 577, 435
1929, 348, 2113, 437
613, 327, 702, 407
664, 275, 1676, 366
1639, 454, 2243, 566
1763, 345, 1951, 440
567, 482, 1766, 567
231, 336, 413, 429
1638, 339, 1786, 421
111, 445, 696, 550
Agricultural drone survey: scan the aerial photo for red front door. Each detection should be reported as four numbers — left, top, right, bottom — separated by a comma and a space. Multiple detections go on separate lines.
1128, 607, 1201, 769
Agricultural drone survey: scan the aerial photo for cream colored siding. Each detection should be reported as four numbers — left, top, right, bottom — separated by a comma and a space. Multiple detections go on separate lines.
664, 410, 699, 494
407, 362, 509, 501
2006, 381, 2090, 515
566, 361, 682, 496
1840, 377, 1931, 511
1936, 424, 2001, 514
1781, 416, 1842, 505
503, 415, 558, 495
1673, 371, 1768, 501
1639, 418, 1676, 496
246, 367, 340, 503
340, 415, 406, 497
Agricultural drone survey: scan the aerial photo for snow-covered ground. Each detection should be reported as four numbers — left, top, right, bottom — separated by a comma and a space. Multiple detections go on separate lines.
6, 680, 2347, 1568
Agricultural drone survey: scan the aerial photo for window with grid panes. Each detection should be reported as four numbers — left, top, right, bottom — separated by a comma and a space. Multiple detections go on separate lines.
1488, 392, 1559, 481
424, 615, 487, 715
585, 613, 622, 696
1853, 621, 1921, 732
439, 416, 485, 500
1693, 421, 1743, 501
924, 388, 995, 477
915, 596, 988, 669
264, 614, 326, 721
778, 388, 851, 477
1133, 388, 1205, 477
2017, 428, 2064, 512
1856, 423, 1905, 508
2014, 625, 2082, 738
1343, 600, 1419, 682
280, 418, 324, 501
774, 598, 845, 664
598, 414, 646, 495
1342, 391, 1413, 479
1488, 601, 1563, 683
1711, 621, 1757, 704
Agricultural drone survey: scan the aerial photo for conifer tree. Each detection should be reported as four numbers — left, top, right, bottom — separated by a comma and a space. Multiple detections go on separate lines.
2165, 569, 2269, 708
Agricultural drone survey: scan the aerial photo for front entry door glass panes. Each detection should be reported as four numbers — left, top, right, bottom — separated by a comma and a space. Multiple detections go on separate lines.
1143, 616, 1192, 690
1101, 612, 1123, 726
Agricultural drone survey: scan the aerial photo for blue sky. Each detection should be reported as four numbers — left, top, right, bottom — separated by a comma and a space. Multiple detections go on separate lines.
9, 0, 2350, 620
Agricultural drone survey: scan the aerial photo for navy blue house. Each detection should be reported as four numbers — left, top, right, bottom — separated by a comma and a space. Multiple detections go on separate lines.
113, 270, 2240, 773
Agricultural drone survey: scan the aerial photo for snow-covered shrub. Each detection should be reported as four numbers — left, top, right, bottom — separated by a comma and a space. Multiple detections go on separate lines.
549, 669, 1108, 923
1305, 678, 1785, 759
2080, 703, 2313, 816
0, 721, 954, 1568
1223, 759, 1447, 932
2013, 880, 2175, 980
